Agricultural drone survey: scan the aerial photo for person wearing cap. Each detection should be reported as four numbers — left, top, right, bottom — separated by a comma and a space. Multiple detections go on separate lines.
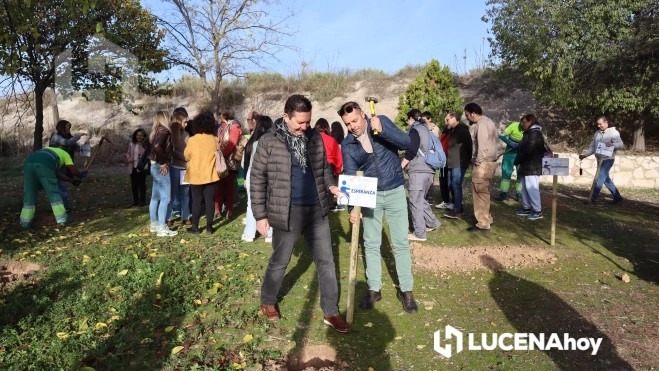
20, 147, 87, 228
339, 101, 418, 314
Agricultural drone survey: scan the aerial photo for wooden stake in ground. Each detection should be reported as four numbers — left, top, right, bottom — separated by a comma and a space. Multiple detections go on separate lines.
551, 154, 559, 246
587, 158, 604, 205
346, 170, 363, 324
82, 137, 111, 209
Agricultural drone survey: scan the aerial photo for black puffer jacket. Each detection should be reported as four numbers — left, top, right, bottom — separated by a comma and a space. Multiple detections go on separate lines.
446, 122, 473, 169
514, 125, 545, 176
250, 126, 335, 231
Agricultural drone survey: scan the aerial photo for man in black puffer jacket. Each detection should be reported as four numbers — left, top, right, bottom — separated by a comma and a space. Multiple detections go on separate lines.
339, 101, 418, 314
250, 94, 350, 333
513, 114, 546, 221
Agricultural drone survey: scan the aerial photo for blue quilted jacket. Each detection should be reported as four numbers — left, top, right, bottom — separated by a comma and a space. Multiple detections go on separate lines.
341, 115, 410, 191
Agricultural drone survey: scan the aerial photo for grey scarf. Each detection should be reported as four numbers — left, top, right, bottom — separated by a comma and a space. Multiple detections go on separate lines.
276, 118, 308, 174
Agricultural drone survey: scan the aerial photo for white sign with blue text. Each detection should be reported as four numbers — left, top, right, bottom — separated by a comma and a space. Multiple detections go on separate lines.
337, 175, 378, 208
541, 158, 570, 176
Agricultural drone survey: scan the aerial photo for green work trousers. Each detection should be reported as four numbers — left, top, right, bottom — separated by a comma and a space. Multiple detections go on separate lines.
361, 185, 414, 292
500, 148, 522, 194
21, 161, 68, 228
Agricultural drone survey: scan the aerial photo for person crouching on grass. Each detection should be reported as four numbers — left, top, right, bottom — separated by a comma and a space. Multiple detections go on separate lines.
20, 147, 87, 228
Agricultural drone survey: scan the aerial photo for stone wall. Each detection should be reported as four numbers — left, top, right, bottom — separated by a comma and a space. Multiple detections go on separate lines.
497, 153, 659, 188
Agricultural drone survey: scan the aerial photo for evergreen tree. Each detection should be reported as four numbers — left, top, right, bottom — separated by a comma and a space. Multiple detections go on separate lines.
395, 59, 463, 128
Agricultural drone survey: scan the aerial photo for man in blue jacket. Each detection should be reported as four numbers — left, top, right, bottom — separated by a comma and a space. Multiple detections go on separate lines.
339, 101, 418, 314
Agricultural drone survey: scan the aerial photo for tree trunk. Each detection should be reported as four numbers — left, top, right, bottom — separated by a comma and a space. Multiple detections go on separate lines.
33, 86, 46, 152
632, 118, 645, 152
51, 89, 60, 126
209, 77, 222, 115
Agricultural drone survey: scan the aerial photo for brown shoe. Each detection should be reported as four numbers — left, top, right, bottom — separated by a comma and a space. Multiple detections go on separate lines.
260, 304, 279, 321
323, 313, 351, 333
166, 221, 173, 227
184, 220, 192, 225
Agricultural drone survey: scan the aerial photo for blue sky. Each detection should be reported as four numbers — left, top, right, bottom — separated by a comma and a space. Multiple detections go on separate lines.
142, 0, 492, 79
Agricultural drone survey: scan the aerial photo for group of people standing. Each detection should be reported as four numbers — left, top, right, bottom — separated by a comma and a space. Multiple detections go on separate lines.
19, 93, 627, 336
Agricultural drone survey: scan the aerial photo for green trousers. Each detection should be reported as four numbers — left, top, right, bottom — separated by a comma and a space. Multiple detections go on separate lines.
21, 162, 68, 228
361, 185, 414, 292
500, 148, 522, 194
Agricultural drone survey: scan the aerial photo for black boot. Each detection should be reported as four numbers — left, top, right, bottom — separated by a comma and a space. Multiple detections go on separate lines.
359, 290, 382, 309
397, 290, 418, 314
187, 225, 201, 234
494, 192, 507, 201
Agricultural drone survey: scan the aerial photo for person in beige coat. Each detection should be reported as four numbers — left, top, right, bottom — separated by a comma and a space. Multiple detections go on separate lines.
464, 103, 499, 232
184, 111, 220, 234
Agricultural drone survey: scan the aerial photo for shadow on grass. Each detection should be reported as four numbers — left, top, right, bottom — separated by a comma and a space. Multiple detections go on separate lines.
76, 282, 183, 371
483, 255, 633, 370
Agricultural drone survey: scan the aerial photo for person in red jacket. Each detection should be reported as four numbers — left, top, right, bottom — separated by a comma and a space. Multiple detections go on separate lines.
215, 107, 243, 219
435, 124, 453, 209
315, 118, 344, 211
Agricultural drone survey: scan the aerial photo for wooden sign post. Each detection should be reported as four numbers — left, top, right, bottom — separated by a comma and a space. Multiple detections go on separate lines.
542, 155, 569, 246
346, 171, 363, 324
550, 154, 559, 246
587, 158, 604, 205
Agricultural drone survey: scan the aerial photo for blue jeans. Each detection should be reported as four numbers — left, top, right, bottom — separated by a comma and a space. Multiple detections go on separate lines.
593, 159, 621, 201
243, 184, 272, 239
149, 164, 171, 226
448, 167, 467, 211
167, 167, 190, 221
57, 167, 70, 209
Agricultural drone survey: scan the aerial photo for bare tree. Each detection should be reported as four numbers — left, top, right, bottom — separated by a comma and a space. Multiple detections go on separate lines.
157, 0, 297, 113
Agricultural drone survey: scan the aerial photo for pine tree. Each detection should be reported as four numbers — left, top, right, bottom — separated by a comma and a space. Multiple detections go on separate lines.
395, 59, 463, 128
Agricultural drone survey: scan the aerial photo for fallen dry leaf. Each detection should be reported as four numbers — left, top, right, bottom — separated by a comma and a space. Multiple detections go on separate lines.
82, 255, 91, 264
622, 274, 630, 283
117, 269, 128, 276
364, 322, 373, 327
243, 334, 253, 343
171, 346, 184, 355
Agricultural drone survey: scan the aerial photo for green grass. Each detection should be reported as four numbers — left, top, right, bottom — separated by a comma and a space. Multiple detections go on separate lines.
1, 164, 658, 370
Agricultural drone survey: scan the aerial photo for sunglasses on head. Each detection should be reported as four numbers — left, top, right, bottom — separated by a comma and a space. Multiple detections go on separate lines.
337, 104, 360, 117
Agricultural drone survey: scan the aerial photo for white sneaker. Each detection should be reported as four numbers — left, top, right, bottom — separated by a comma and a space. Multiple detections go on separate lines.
264, 237, 272, 243
435, 202, 453, 209
157, 225, 178, 237
150, 222, 158, 233
241, 235, 254, 242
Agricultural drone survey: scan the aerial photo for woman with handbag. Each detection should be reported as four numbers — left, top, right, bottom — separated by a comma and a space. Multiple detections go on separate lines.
184, 111, 220, 234
148, 111, 177, 237
126, 128, 148, 207
214, 106, 243, 219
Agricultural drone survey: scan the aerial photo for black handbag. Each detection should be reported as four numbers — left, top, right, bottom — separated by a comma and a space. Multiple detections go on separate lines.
136, 143, 152, 173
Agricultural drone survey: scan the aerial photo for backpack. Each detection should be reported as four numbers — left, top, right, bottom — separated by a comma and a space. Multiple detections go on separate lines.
531, 127, 553, 158
414, 123, 446, 170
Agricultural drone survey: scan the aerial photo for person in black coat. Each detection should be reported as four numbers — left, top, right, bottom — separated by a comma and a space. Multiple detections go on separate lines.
513, 114, 546, 220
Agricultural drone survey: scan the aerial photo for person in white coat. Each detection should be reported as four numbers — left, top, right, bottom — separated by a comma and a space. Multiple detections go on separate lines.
579, 116, 624, 204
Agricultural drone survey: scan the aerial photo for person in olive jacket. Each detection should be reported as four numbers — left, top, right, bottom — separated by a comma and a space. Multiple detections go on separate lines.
513, 114, 546, 221
443, 111, 473, 219
250, 94, 351, 333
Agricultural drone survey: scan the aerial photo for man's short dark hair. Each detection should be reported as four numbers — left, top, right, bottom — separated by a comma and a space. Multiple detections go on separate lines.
338, 101, 362, 117
284, 94, 312, 117
596, 115, 608, 123
421, 111, 433, 119
464, 103, 483, 115
173, 107, 188, 117
193, 111, 216, 135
